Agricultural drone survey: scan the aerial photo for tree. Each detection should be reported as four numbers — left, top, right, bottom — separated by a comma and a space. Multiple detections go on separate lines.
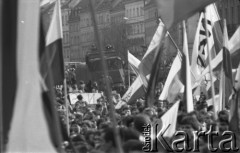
101, 21, 130, 66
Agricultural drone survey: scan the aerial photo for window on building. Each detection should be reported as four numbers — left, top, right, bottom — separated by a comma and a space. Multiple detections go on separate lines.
133, 8, 136, 17
140, 7, 144, 16
87, 18, 89, 26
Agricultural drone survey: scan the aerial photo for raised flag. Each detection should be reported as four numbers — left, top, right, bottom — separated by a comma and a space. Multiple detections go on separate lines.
182, 21, 194, 113
201, 26, 240, 77
40, 0, 64, 85
155, 0, 217, 29
191, 13, 203, 77
156, 101, 180, 138
146, 30, 179, 107
191, 4, 221, 77
122, 76, 145, 104
138, 21, 166, 88
229, 50, 240, 132
128, 51, 140, 75
229, 26, 240, 68
219, 20, 233, 110
5, 0, 58, 152
159, 52, 184, 103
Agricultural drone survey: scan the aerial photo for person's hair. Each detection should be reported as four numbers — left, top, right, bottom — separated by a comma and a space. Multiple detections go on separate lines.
103, 127, 116, 147
133, 114, 152, 133
207, 105, 214, 112
122, 115, 134, 127
181, 116, 200, 131
95, 103, 102, 110
218, 110, 229, 124
77, 94, 83, 101
123, 140, 143, 153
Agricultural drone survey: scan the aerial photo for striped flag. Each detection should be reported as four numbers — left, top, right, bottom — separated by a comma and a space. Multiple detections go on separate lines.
156, 101, 180, 138
138, 21, 166, 88
40, 0, 64, 85
192, 4, 221, 71
122, 76, 145, 104
146, 30, 178, 107
159, 52, 184, 103
219, 20, 233, 110
2, 0, 60, 152
201, 26, 240, 77
128, 51, 140, 75
155, 0, 217, 29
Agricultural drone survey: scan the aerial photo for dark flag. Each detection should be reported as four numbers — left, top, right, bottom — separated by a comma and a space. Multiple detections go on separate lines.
40, 0, 64, 85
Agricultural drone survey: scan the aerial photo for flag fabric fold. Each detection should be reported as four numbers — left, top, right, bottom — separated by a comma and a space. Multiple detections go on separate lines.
40, 0, 64, 85
201, 26, 240, 77
6, 0, 57, 152
182, 21, 194, 113
138, 22, 166, 88
122, 76, 145, 104
219, 20, 233, 111
155, 0, 217, 29
156, 101, 180, 138
128, 51, 141, 75
159, 52, 184, 103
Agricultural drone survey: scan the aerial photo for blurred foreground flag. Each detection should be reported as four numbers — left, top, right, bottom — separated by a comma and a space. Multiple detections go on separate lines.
40, 0, 64, 85
4, 0, 58, 152
156, 0, 218, 29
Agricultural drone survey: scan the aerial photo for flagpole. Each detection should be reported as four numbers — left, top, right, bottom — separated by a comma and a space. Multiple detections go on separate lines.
203, 9, 217, 119
128, 51, 131, 87
89, 1, 123, 153
63, 78, 70, 136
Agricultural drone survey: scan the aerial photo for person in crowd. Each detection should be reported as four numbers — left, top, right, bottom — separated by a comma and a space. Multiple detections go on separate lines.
56, 78, 238, 153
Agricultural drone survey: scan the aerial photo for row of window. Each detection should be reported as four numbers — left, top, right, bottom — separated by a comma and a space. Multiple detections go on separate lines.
219, 5, 240, 25
62, 13, 69, 26
70, 33, 94, 44
69, 47, 89, 62
63, 33, 69, 44
63, 49, 71, 59
129, 23, 145, 35
125, 6, 144, 18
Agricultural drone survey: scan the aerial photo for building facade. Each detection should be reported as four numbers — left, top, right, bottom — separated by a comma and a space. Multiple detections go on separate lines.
217, 0, 240, 37
124, 0, 145, 59
61, 1, 71, 62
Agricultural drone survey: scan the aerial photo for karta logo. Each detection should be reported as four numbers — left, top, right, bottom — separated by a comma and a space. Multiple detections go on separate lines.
142, 124, 239, 152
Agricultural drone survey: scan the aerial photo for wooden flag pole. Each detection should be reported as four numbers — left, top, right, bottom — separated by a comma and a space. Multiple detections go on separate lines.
89, 0, 123, 153
203, 9, 217, 119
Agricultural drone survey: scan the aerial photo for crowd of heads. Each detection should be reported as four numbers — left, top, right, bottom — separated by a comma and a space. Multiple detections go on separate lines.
55, 80, 239, 153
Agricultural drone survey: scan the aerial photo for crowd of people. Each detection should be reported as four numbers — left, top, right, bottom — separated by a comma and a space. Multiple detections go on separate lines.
54, 79, 240, 153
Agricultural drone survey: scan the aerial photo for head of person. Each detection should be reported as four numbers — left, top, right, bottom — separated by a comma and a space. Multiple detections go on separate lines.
133, 114, 152, 133
121, 105, 131, 116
